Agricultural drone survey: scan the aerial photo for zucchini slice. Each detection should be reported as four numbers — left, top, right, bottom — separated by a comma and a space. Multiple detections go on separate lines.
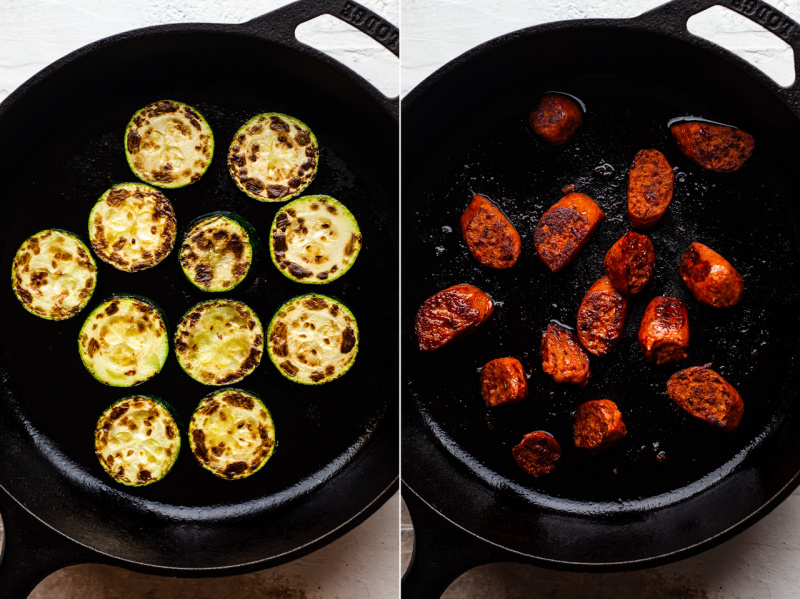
179, 212, 255, 292
175, 299, 263, 385
189, 388, 276, 480
266, 294, 358, 385
124, 100, 214, 188
79, 296, 169, 387
95, 395, 180, 486
89, 183, 177, 272
227, 113, 319, 202
11, 229, 97, 320
270, 195, 362, 283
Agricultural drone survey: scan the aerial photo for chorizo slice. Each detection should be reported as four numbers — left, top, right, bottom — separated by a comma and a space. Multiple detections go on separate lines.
679, 242, 743, 308
638, 296, 689, 365
576, 276, 630, 356
671, 122, 754, 173
460, 194, 521, 269
512, 431, 561, 478
414, 284, 494, 351
541, 322, 591, 387
604, 231, 655, 295
666, 365, 743, 432
534, 192, 605, 272
627, 149, 674, 229
573, 399, 626, 450
480, 357, 528, 407
529, 93, 583, 145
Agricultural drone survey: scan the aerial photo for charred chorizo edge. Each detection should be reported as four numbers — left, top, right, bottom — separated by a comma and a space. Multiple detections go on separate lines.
627, 149, 674, 229
541, 322, 591, 387
679, 242, 743, 308
576, 276, 630, 357
666, 365, 743, 432
512, 431, 561, 478
529, 93, 583, 145
460, 194, 522, 269
638, 296, 689, 365
480, 357, 528, 407
534, 192, 605, 273
671, 122, 755, 173
604, 231, 655, 295
414, 284, 494, 351
573, 399, 626, 450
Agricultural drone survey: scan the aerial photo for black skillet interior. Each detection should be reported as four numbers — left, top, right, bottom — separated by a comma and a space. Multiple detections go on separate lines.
0, 10, 398, 571
402, 10, 800, 567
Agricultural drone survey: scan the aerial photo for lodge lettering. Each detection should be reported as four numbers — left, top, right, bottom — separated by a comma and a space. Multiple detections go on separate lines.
729, 0, 796, 39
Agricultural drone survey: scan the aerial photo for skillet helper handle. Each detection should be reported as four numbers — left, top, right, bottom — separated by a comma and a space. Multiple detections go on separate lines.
0, 486, 98, 599
402, 484, 510, 599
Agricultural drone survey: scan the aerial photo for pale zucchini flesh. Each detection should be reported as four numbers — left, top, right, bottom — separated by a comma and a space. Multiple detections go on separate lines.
267, 294, 358, 385
270, 195, 362, 283
79, 296, 169, 387
125, 100, 214, 188
228, 113, 319, 202
95, 396, 180, 486
89, 183, 177, 272
175, 300, 263, 385
179, 213, 254, 292
189, 389, 276, 480
11, 229, 97, 320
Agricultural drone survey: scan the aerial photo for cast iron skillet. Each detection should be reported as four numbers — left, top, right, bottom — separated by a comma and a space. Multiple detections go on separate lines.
0, 1, 398, 596
402, 0, 800, 595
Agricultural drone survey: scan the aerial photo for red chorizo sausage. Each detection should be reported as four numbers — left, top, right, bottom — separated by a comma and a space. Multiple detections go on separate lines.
573, 400, 626, 450
414, 284, 494, 351
679, 242, 743, 308
604, 231, 655, 295
627, 149, 674, 229
638, 296, 689, 365
529, 93, 583, 145
541, 322, 591, 387
666, 365, 743, 432
534, 192, 605, 272
671, 122, 755, 173
480, 357, 528, 407
512, 431, 561, 478
576, 276, 630, 356
460, 194, 521, 269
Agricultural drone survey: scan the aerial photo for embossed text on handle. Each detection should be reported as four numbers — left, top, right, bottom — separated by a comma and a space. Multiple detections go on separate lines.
728, 0, 797, 41
340, 1, 399, 52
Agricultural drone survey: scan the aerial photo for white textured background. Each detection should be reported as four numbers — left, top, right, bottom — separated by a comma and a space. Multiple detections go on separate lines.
0, 1, 399, 598
401, 1, 800, 598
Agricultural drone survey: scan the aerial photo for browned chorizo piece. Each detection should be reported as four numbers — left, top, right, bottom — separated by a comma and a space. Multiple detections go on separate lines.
512, 431, 561, 478
604, 231, 655, 295
666, 366, 743, 432
480, 357, 528, 407
534, 193, 605, 272
414, 284, 494, 351
627, 149, 674, 229
671, 122, 755, 173
460, 194, 521, 269
540, 322, 591, 387
638, 296, 689, 365
529, 93, 583, 145
576, 276, 630, 356
679, 242, 743, 308
573, 399, 627, 450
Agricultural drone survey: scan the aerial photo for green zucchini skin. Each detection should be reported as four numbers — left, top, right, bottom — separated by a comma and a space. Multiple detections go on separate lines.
269, 195, 362, 284
266, 293, 359, 385
79, 295, 169, 387
95, 395, 181, 486
124, 100, 214, 189
88, 183, 177, 273
189, 388, 276, 480
174, 299, 264, 385
227, 113, 319, 202
11, 228, 97, 320
179, 212, 257, 292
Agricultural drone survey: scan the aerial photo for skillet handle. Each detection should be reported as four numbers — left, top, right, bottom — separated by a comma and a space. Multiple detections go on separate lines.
0, 485, 98, 599
402, 483, 511, 599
